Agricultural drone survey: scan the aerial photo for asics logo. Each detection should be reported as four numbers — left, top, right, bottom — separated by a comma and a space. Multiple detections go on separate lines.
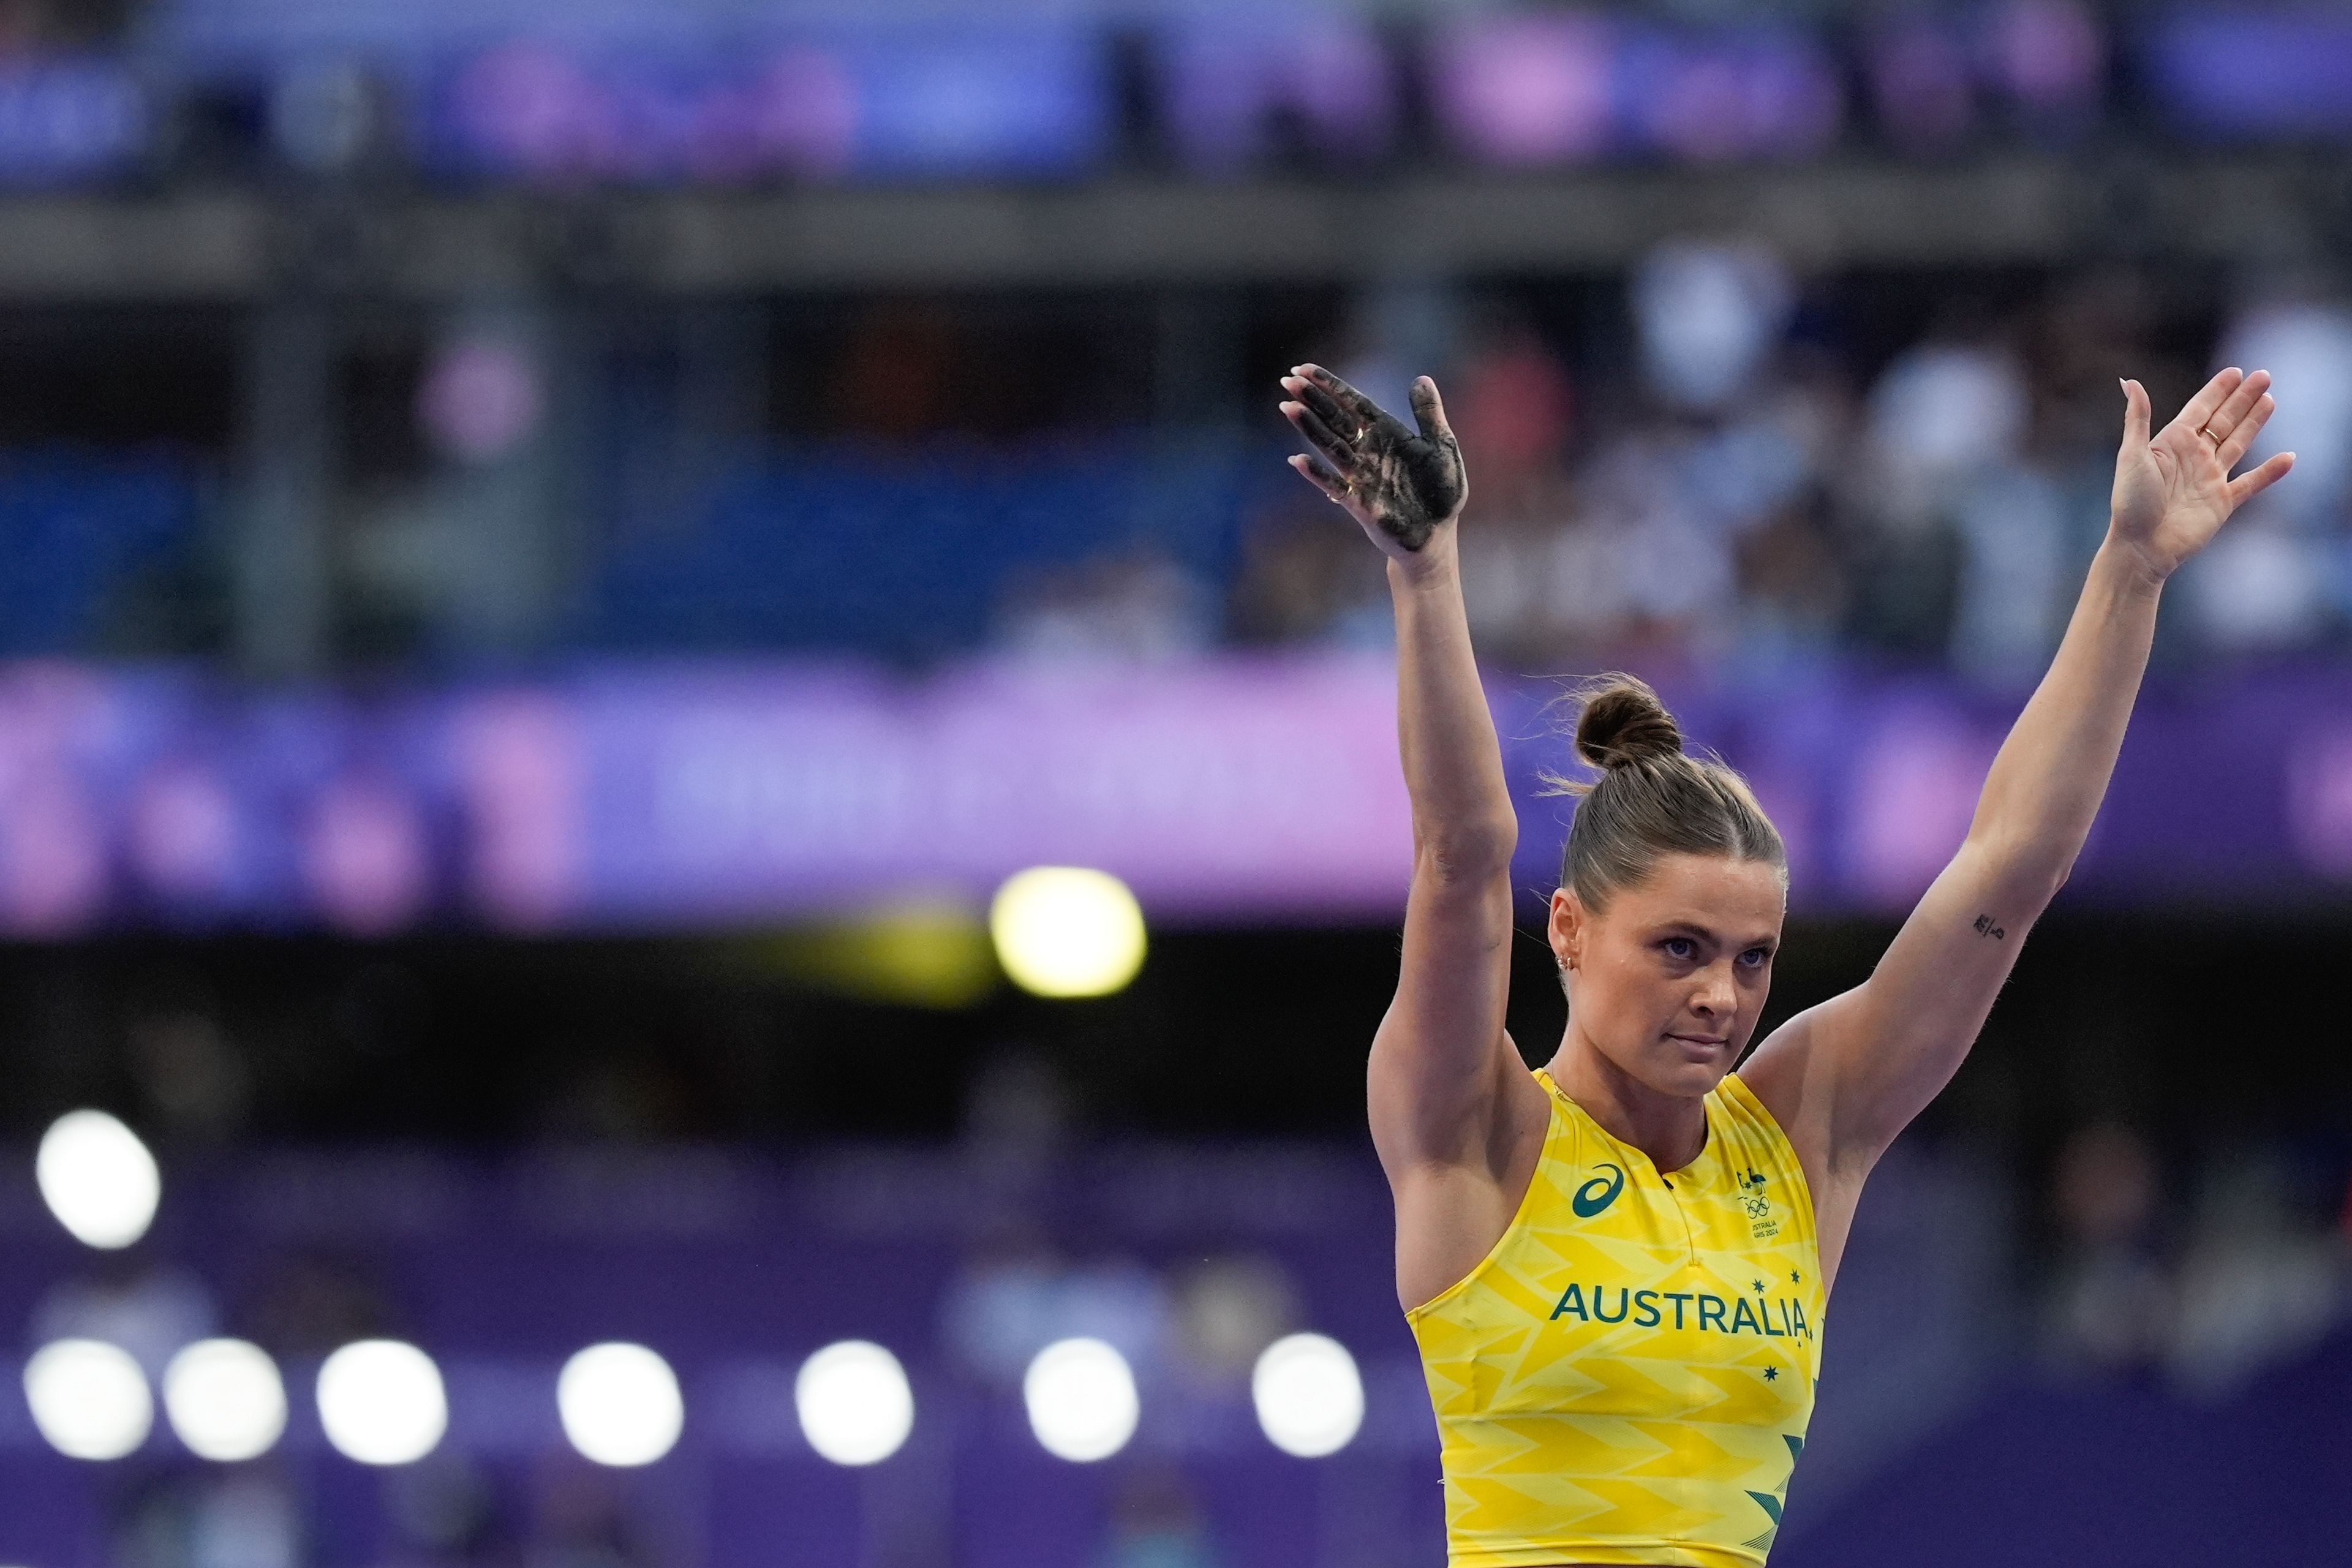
1571, 1163, 1626, 1218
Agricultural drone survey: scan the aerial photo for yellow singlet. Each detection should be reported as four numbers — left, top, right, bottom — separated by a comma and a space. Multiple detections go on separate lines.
1406, 1069, 1825, 1567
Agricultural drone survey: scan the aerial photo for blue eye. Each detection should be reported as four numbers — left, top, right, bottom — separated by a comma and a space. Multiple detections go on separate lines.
1664, 938, 1695, 959
1739, 948, 1769, 968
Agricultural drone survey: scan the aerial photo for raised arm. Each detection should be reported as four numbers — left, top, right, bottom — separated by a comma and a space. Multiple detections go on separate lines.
1743, 368, 2295, 1229
1276, 366, 1532, 1185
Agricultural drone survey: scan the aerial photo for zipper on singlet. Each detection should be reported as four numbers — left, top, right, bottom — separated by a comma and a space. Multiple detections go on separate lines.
1664, 1172, 1699, 1264
1659, 1101, 1713, 1265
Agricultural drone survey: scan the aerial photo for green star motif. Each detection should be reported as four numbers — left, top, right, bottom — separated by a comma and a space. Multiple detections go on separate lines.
1790, 1269, 1802, 1284
1762, 1366, 1779, 1382
1751, 1279, 1766, 1294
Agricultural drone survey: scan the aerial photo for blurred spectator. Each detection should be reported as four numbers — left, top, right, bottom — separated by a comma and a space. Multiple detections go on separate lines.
1101, 1469, 1226, 1568
118, 1471, 302, 1568
941, 1223, 1172, 1388
1632, 243, 1792, 415
385, 1454, 521, 1567
1451, 318, 1576, 502
1222, 261, 2352, 677
1732, 495, 1847, 672
238, 1250, 396, 1360
2214, 290, 2352, 533
130, 1009, 251, 1148
34, 1256, 217, 1382
2180, 288, 2352, 651
527, 1457, 662, 1568
829, 307, 960, 441
1170, 1254, 1297, 1385
995, 547, 1218, 664
1226, 497, 1390, 650
2042, 1121, 2171, 1373
2164, 1147, 2347, 1397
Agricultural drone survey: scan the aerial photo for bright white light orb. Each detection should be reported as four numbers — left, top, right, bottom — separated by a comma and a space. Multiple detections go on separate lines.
1023, 1337, 1138, 1462
989, 867, 1147, 998
1252, 1332, 1363, 1458
794, 1340, 914, 1466
557, 1343, 684, 1467
164, 1338, 287, 1461
37, 1110, 160, 1249
316, 1340, 446, 1465
25, 1339, 152, 1460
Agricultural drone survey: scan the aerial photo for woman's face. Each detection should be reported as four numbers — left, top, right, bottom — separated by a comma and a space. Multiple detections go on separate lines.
1547, 852, 1786, 1099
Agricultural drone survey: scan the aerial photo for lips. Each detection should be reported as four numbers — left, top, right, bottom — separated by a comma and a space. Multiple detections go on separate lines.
1666, 1033, 1729, 1052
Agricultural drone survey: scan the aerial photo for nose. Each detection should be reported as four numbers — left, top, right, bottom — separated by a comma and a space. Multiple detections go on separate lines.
1692, 962, 1738, 1019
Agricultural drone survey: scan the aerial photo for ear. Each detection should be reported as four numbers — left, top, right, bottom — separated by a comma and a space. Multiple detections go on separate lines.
1547, 887, 1585, 974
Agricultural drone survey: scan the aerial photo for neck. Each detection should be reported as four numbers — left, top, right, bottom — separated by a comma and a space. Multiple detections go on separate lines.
1544, 1022, 1711, 1173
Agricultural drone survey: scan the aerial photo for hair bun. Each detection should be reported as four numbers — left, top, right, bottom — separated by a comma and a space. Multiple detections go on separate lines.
1574, 675, 1684, 772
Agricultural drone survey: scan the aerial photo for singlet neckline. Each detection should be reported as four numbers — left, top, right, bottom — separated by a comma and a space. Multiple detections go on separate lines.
1533, 1067, 1717, 1183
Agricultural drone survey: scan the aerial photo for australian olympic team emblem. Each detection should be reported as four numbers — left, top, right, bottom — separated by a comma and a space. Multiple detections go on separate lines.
1739, 1168, 1779, 1237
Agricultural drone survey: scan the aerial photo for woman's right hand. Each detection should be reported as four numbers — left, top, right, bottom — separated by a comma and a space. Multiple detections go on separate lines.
1280, 364, 1468, 566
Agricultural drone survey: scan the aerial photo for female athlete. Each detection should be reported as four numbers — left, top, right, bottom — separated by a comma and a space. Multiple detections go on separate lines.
1275, 361, 2291, 1567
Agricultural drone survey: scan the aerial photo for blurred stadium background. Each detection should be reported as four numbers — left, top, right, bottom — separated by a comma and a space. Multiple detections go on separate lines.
0, 0, 2340, 1562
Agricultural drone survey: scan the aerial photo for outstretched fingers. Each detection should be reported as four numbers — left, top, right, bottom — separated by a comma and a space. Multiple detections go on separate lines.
2201, 368, 2271, 446
2227, 450, 2296, 510
2216, 393, 2276, 471
1280, 388, 1360, 472
1287, 451, 1351, 505
1292, 374, 1364, 440
2176, 366, 2247, 435
1294, 363, 1385, 428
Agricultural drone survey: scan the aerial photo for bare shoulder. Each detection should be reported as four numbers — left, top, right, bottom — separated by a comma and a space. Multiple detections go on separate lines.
1381, 1047, 1555, 1312
1735, 1008, 1867, 1286
1730, 1009, 1825, 1150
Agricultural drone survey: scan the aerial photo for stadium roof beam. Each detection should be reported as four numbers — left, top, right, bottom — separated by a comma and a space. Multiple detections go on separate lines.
0, 154, 2335, 302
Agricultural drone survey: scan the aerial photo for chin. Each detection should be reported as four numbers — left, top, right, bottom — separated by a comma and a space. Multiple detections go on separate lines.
1669, 1067, 1726, 1098
1637, 1062, 1712, 1100
1648, 1054, 1730, 1097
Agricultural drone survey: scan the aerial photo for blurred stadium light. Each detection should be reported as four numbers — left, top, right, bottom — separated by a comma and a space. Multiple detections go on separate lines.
160, 1338, 287, 1462
1252, 1331, 1365, 1458
794, 1339, 916, 1466
1023, 1336, 1140, 1462
990, 867, 1148, 998
34, 1111, 159, 1250
23, 1340, 151, 1461
557, 1341, 686, 1466
315, 1339, 448, 1464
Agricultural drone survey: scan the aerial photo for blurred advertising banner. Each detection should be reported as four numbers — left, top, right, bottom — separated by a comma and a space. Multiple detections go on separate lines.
419, 28, 1114, 183
1, 657, 2351, 933
0, 2, 2282, 190
0, 657, 1412, 934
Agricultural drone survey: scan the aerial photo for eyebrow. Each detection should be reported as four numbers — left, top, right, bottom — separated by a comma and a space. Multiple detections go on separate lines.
1656, 921, 1779, 950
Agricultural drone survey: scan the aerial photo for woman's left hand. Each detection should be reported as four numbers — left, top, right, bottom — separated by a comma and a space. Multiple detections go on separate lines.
2110, 366, 2295, 581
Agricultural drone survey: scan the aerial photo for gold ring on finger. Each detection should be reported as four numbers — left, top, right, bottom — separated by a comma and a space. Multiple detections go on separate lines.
2198, 424, 2225, 447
